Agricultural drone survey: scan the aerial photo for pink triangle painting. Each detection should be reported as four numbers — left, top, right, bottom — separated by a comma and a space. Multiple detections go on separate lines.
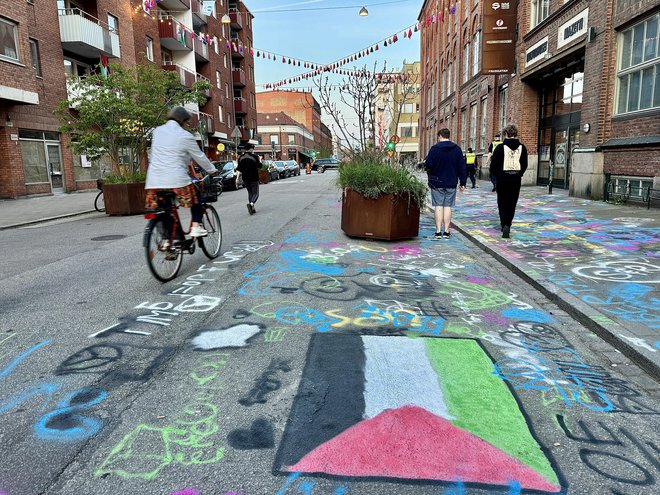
286, 405, 560, 493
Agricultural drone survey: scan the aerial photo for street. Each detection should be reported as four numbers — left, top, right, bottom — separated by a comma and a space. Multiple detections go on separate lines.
1, 173, 659, 495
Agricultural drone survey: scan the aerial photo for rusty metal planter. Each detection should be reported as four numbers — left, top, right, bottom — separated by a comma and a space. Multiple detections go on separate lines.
341, 189, 420, 241
103, 182, 146, 216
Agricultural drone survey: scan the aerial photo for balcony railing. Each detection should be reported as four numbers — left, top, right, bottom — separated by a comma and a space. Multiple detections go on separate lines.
191, 0, 208, 27
230, 43, 244, 59
229, 10, 243, 30
157, 0, 191, 9
198, 112, 214, 134
158, 16, 194, 51
58, 8, 120, 58
239, 127, 251, 141
234, 97, 247, 114
232, 68, 246, 87
162, 62, 196, 88
194, 39, 209, 62
196, 73, 211, 97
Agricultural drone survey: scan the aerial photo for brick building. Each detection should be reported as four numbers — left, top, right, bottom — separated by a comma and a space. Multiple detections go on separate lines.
255, 111, 314, 164
390, 61, 422, 164
419, 0, 660, 200
256, 90, 333, 158
0, 0, 257, 199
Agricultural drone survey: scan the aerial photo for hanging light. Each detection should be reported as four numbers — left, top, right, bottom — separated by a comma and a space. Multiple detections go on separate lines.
359, 6, 368, 16
221, 13, 231, 24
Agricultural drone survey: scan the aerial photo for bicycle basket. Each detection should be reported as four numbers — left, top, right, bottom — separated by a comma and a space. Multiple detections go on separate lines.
200, 176, 223, 203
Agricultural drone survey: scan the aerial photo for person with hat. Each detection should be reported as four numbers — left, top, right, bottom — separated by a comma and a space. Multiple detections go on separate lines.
236, 143, 261, 215
145, 106, 218, 238
464, 147, 477, 188
486, 132, 503, 192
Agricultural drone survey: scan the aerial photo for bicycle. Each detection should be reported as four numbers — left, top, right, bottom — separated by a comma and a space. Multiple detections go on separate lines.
95, 178, 105, 212
143, 174, 223, 282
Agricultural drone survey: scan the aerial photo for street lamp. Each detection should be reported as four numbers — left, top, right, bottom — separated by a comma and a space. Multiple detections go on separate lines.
359, 6, 368, 16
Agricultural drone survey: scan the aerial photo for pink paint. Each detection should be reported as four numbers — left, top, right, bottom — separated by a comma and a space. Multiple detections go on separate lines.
287, 406, 559, 492
480, 313, 510, 326
170, 490, 200, 495
391, 245, 421, 255
466, 276, 491, 285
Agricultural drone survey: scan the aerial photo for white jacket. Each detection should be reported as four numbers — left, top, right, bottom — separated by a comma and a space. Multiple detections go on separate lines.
146, 120, 216, 189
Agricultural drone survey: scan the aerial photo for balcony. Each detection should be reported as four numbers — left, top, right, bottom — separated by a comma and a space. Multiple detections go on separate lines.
157, 0, 191, 9
58, 9, 120, 59
230, 42, 244, 60
158, 16, 193, 52
198, 112, 214, 134
239, 127, 251, 141
194, 39, 209, 62
191, 1, 208, 29
234, 97, 247, 115
232, 69, 246, 87
162, 63, 196, 88
196, 73, 211, 98
229, 10, 243, 30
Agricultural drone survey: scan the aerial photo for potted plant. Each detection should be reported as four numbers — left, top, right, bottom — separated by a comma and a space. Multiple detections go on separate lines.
337, 151, 428, 241
56, 62, 210, 215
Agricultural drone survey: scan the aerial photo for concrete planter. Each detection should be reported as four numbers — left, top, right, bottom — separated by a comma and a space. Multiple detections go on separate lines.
103, 182, 146, 216
258, 169, 270, 184
341, 189, 420, 241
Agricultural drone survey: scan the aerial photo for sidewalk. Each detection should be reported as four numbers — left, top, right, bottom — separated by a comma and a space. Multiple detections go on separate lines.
3, 184, 659, 378
450, 182, 660, 379
0, 190, 97, 230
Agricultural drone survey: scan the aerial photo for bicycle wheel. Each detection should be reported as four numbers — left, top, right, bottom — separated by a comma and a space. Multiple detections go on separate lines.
145, 216, 182, 282
94, 191, 105, 212
199, 205, 222, 259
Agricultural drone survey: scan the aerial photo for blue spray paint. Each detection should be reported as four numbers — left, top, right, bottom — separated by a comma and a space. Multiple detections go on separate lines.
35, 387, 107, 441
0, 340, 50, 379
501, 308, 554, 324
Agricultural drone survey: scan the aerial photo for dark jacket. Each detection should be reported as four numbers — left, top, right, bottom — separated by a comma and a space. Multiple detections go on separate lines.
424, 140, 467, 189
237, 151, 261, 182
489, 138, 528, 182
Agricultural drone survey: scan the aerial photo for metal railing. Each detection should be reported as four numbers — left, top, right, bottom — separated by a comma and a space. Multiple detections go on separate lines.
58, 8, 118, 34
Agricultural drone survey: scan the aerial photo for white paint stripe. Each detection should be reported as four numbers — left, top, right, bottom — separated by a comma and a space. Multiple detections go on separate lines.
362, 336, 453, 420
88, 323, 120, 338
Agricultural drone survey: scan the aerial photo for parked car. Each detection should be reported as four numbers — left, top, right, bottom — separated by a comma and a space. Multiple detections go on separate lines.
286, 160, 301, 176
313, 158, 341, 173
273, 160, 288, 179
214, 160, 243, 190
262, 160, 279, 181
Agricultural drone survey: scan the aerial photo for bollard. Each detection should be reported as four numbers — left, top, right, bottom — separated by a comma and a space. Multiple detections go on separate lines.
548, 160, 554, 194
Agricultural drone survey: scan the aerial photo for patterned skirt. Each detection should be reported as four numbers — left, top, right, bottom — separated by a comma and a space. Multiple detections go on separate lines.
145, 184, 198, 211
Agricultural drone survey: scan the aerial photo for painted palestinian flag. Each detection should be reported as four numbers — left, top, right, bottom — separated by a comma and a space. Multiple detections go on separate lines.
275, 335, 561, 492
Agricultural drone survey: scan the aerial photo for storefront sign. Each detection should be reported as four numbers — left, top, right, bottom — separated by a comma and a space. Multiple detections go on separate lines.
287, 148, 297, 154
558, 9, 589, 48
202, 1, 215, 16
525, 36, 549, 68
482, 1, 518, 74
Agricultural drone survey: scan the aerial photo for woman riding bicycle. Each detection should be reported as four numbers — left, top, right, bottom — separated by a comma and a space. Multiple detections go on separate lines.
145, 106, 218, 238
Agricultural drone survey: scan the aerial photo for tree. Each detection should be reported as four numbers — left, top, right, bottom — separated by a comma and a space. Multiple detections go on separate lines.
56, 62, 210, 180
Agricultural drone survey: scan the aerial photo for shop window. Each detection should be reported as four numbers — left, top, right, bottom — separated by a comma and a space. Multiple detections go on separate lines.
0, 17, 19, 62
616, 13, 659, 114
288, 134, 295, 145
20, 141, 48, 183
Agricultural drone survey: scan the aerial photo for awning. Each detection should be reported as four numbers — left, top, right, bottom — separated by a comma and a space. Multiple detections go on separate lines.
299, 151, 313, 158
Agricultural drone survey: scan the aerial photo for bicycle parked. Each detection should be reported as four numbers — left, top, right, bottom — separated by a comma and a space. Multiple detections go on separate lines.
94, 178, 105, 212
143, 174, 223, 282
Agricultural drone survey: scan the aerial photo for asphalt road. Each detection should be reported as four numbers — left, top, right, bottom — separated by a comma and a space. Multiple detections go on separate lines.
0, 172, 659, 495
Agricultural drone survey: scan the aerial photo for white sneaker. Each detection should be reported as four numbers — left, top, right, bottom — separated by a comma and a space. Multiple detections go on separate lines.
190, 225, 208, 237
160, 240, 171, 251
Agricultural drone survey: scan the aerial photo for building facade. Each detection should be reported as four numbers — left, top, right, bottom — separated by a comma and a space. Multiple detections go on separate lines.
255, 111, 314, 163
0, 0, 257, 199
389, 61, 422, 164
256, 90, 333, 158
419, 0, 660, 200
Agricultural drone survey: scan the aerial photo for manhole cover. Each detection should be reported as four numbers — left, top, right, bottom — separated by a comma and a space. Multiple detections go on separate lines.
91, 235, 127, 241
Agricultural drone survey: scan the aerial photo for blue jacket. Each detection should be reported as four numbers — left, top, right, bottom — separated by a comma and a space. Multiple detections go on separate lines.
424, 140, 467, 189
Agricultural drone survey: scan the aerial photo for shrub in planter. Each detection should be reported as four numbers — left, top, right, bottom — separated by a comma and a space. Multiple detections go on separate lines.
337, 153, 428, 241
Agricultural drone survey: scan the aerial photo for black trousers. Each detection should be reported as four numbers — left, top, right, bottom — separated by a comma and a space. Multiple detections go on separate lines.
245, 181, 259, 204
467, 165, 476, 187
496, 176, 522, 228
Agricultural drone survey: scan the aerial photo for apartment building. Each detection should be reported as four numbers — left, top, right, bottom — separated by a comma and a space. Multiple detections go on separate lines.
255, 112, 314, 164
0, 0, 257, 199
389, 61, 421, 164
256, 90, 333, 158
419, 0, 660, 200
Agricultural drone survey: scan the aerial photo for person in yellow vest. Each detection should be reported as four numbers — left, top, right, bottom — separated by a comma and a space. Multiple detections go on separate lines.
486, 132, 503, 192
464, 147, 477, 188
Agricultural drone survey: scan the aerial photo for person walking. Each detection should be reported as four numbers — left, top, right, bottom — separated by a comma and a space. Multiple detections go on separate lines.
465, 147, 477, 188
486, 132, 503, 192
489, 123, 528, 239
424, 128, 467, 239
236, 143, 261, 215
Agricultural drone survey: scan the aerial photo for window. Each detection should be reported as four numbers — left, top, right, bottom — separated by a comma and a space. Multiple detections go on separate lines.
530, 0, 550, 29
400, 125, 415, 138
447, 62, 453, 94
227, 112, 231, 128
460, 109, 467, 147
616, 13, 660, 114
145, 36, 153, 61
402, 103, 415, 113
0, 17, 19, 61
288, 134, 295, 145
223, 54, 227, 68
216, 70, 221, 89
469, 103, 477, 150
463, 42, 470, 83
270, 134, 279, 145
218, 105, 224, 122
610, 176, 654, 199
499, 85, 508, 130
225, 82, 229, 98
472, 31, 480, 77
480, 97, 487, 150
214, 36, 219, 54
29, 39, 41, 76
107, 14, 118, 33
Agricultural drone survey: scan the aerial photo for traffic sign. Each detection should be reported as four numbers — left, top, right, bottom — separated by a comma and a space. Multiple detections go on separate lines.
389, 135, 400, 144
231, 126, 242, 139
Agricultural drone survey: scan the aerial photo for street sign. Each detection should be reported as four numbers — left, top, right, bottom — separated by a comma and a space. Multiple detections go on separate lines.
390, 135, 401, 144
231, 126, 242, 139
482, 1, 518, 75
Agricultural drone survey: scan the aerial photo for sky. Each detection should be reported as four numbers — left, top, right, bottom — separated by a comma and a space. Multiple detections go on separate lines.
246, 0, 423, 93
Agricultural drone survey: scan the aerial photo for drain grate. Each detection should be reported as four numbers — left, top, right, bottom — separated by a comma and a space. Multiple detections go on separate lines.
91, 235, 127, 241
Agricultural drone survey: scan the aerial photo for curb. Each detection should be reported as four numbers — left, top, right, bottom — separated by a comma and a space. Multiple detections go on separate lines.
452, 222, 660, 382
0, 210, 97, 231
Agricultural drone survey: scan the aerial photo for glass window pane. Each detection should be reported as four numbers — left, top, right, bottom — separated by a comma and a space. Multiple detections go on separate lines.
621, 30, 632, 69
617, 74, 629, 113
20, 141, 48, 183
632, 24, 645, 66
654, 64, 660, 107
640, 67, 654, 109
628, 70, 641, 111
644, 16, 658, 62
0, 18, 19, 60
